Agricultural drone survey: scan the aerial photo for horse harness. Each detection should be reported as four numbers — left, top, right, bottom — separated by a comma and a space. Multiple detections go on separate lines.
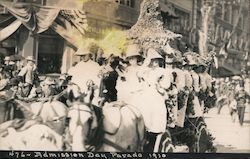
68, 102, 142, 152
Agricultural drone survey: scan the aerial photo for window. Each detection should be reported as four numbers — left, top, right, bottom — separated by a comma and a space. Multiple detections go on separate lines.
115, 0, 135, 8
16, 0, 45, 4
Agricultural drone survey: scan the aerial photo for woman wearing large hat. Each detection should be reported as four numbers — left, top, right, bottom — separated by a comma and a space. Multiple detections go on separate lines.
116, 44, 145, 103
183, 52, 204, 118
128, 48, 169, 152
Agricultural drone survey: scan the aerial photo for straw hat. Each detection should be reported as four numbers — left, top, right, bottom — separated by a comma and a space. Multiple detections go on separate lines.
26, 56, 36, 62
74, 48, 91, 56
4, 56, 10, 61
59, 74, 67, 80
125, 44, 142, 59
183, 51, 199, 65
147, 48, 163, 60
43, 77, 55, 85
9, 61, 15, 65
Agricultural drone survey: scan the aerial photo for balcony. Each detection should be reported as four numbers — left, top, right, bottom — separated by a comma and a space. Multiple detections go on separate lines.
214, 17, 243, 33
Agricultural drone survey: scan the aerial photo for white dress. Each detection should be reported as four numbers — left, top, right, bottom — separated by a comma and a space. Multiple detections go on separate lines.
116, 65, 144, 104
130, 67, 167, 133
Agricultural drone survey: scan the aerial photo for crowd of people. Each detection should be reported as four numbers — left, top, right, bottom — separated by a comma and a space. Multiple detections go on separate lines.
65, 43, 217, 151
216, 76, 250, 126
0, 55, 68, 102
1, 42, 248, 152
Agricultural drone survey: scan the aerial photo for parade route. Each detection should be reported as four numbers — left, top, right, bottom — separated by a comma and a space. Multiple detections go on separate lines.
205, 106, 250, 153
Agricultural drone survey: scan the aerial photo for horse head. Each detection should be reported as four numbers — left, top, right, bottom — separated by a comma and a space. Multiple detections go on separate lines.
67, 81, 96, 105
66, 83, 97, 151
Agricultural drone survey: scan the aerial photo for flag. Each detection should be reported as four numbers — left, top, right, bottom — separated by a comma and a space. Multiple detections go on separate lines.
0, 0, 59, 33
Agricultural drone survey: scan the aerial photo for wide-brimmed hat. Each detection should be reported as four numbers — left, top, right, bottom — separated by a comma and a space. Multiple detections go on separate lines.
183, 51, 200, 66
4, 56, 10, 61
9, 61, 15, 65
125, 44, 142, 59
147, 48, 164, 60
74, 48, 91, 56
26, 56, 36, 62
43, 77, 55, 85
59, 74, 67, 80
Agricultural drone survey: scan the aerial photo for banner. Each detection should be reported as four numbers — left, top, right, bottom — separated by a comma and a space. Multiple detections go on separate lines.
0, 1, 60, 33
0, 20, 22, 41
0, 0, 88, 48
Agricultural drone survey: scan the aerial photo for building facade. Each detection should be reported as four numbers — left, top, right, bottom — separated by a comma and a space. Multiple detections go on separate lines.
1, 0, 249, 75
160, 0, 250, 76
0, 0, 142, 74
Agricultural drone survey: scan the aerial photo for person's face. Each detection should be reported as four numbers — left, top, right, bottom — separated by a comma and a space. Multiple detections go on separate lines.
81, 54, 90, 62
27, 60, 35, 66
151, 59, 160, 68
128, 57, 138, 66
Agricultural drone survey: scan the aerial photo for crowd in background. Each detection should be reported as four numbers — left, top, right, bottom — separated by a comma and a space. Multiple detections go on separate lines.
216, 76, 250, 126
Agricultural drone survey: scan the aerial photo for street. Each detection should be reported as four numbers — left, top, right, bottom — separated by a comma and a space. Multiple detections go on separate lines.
205, 105, 250, 153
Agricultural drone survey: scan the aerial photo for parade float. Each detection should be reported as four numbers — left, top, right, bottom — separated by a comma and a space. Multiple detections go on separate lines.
123, 0, 216, 152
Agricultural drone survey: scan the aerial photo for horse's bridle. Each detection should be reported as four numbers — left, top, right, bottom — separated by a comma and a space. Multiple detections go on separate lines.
68, 102, 94, 150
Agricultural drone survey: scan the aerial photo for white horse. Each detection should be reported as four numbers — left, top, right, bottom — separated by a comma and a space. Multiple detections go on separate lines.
66, 84, 145, 152
13, 99, 68, 135
0, 121, 63, 151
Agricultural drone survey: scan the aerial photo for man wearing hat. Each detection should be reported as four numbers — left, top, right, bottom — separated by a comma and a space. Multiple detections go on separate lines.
3, 56, 14, 79
68, 47, 102, 106
18, 56, 37, 97
40, 77, 56, 98
235, 80, 250, 126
